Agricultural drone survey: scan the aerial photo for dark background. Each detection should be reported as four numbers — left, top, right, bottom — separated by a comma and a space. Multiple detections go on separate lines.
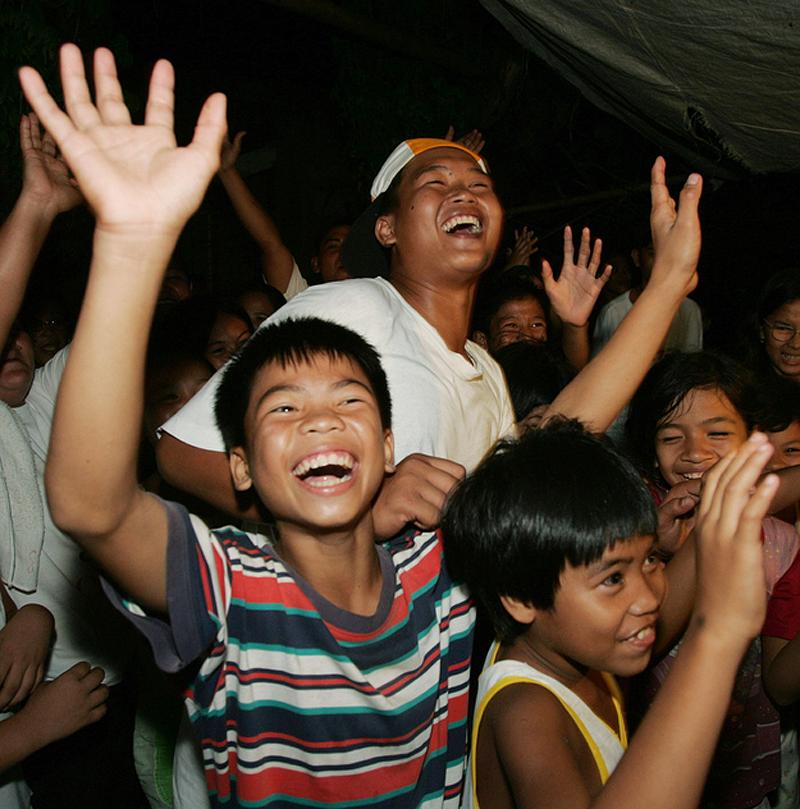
3, 0, 799, 352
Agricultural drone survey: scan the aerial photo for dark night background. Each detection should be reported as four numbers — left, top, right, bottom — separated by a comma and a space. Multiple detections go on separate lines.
2, 0, 799, 353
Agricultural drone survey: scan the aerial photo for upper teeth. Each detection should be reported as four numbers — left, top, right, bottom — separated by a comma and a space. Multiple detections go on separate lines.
292, 452, 354, 477
442, 215, 482, 234
632, 627, 653, 641
681, 472, 704, 480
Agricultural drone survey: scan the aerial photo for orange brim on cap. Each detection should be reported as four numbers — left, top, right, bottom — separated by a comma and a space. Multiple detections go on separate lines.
369, 138, 487, 200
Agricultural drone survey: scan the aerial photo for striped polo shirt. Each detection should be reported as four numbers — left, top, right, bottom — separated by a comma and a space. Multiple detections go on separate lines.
112, 500, 474, 808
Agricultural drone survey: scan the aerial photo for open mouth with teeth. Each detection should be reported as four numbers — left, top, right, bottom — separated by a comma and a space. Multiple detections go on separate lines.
442, 214, 483, 235
291, 451, 355, 489
622, 625, 656, 647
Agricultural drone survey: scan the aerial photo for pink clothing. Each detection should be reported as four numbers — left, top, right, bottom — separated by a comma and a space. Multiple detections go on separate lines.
630, 513, 798, 809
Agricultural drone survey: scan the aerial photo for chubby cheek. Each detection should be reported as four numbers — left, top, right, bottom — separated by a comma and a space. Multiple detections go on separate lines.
654, 445, 679, 486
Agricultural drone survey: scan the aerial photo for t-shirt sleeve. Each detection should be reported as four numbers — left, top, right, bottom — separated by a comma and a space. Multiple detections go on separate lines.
281, 260, 309, 301
101, 499, 223, 673
29, 344, 70, 407
763, 552, 800, 641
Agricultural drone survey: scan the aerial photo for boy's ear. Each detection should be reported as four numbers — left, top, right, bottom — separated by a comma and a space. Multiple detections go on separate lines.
473, 330, 489, 351
383, 429, 395, 474
499, 594, 537, 627
375, 214, 397, 248
229, 447, 254, 492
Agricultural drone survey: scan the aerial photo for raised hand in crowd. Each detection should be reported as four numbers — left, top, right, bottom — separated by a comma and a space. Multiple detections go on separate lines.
504, 225, 539, 270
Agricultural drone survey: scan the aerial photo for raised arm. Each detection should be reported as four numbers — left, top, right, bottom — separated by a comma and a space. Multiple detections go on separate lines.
217, 131, 295, 293
542, 225, 611, 371
545, 159, 702, 432
0, 113, 82, 348
27, 44, 226, 612
593, 435, 777, 809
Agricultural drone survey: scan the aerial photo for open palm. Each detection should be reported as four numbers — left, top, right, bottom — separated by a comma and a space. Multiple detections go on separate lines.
543, 225, 611, 327
18, 45, 226, 235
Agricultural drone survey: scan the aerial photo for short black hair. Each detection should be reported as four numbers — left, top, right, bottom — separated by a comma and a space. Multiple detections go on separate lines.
625, 350, 755, 477
442, 418, 656, 643
494, 342, 575, 422
214, 317, 392, 451
473, 268, 549, 336
758, 267, 800, 325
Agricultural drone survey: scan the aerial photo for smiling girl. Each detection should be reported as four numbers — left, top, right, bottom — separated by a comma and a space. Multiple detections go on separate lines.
625, 350, 799, 809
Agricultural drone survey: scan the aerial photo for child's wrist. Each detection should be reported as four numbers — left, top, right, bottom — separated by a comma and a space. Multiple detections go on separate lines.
92, 224, 180, 264
683, 612, 752, 662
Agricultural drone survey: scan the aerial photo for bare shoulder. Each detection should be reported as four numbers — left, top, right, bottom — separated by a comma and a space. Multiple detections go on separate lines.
478, 682, 593, 809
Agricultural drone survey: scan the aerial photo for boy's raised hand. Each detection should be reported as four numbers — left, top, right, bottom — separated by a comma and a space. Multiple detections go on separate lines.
649, 157, 702, 296
18, 44, 226, 239
542, 225, 611, 327
693, 433, 778, 645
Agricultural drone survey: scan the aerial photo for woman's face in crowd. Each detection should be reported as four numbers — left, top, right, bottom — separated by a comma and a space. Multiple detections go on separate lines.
762, 299, 800, 381
654, 386, 748, 488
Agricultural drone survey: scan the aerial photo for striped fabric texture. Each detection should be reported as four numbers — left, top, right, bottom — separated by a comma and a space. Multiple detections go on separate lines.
125, 502, 475, 808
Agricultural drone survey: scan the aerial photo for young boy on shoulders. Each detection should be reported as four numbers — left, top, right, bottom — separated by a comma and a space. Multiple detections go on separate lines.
442, 419, 779, 809
26, 45, 472, 807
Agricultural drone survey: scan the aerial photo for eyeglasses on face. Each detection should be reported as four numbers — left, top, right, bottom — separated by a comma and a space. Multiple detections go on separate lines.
764, 319, 800, 343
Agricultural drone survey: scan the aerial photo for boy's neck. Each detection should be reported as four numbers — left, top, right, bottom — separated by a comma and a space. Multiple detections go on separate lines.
273, 517, 384, 617
502, 634, 620, 733
390, 272, 477, 356
502, 632, 591, 689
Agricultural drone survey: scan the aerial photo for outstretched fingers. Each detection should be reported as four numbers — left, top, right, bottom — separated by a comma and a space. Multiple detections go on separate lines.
189, 92, 227, 162
562, 225, 574, 264
93, 48, 131, 126
699, 434, 774, 540
144, 59, 175, 130
576, 227, 592, 268
59, 44, 101, 130
18, 65, 78, 152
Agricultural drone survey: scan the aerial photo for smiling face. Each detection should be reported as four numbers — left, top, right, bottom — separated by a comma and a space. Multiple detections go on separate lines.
488, 296, 548, 353
762, 299, 800, 380
654, 387, 748, 487
230, 354, 394, 536
516, 535, 665, 680
205, 312, 253, 370
0, 328, 35, 407
376, 147, 503, 285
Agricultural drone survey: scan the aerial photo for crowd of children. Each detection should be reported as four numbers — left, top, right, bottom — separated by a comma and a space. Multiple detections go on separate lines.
2, 42, 800, 809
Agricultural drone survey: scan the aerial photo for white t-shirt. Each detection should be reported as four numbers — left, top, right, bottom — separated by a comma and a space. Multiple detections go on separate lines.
162, 277, 515, 472
10, 347, 130, 684
592, 291, 703, 356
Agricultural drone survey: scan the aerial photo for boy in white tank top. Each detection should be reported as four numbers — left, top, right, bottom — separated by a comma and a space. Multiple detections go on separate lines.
442, 419, 780, 809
